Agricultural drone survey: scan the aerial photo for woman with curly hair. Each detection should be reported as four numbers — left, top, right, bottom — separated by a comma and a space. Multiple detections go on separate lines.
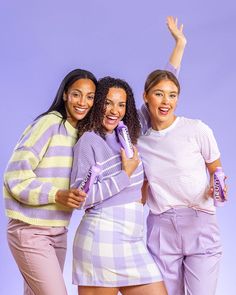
70, 77, 167, 295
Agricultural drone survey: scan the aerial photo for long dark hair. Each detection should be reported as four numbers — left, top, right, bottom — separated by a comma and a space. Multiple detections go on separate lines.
79, 76, 141, 144
36, 69, 97, 124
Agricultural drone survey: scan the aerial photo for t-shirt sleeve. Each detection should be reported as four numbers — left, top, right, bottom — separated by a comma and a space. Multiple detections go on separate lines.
165, 62, 180, 77
196, 121, 221, 163
138, 106, 151, 135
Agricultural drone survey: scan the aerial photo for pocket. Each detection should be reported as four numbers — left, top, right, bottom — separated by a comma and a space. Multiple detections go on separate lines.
198, 213, 222, 254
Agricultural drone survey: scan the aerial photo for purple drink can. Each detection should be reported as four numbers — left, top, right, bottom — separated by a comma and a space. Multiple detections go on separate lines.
79, 165, 101, 193
117, 121, 134, 158
213, 167, 226, 207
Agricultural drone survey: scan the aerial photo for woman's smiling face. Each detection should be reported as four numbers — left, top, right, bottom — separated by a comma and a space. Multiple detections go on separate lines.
102, 87, 127, 133
144, 79, 179, 130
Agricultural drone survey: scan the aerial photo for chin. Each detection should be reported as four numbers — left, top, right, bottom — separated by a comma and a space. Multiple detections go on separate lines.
76, 113, 88, 121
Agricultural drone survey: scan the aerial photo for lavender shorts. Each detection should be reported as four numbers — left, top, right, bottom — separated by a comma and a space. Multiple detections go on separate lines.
73, 202, 162, 287
147, 208, 222, 295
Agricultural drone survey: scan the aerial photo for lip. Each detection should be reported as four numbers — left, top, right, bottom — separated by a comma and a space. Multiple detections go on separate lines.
103, 115, 121, 130
158, 107, 170, 116
74, 106, 88, 114
104, 115, 120, 126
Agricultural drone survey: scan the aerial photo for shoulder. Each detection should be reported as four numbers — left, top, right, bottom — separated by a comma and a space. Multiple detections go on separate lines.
31, 111, 63, 133
74, 131, 105, 151
78, 131, 104, 144
16, 112, 63, 148
178, 116, 208, 129
179, 117, 214, 137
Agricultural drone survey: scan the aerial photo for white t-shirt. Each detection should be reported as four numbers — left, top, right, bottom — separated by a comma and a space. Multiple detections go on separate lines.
138, 117, 220, 214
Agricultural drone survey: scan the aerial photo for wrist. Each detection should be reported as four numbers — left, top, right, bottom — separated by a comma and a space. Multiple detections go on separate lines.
55, 189, 62, 203
176, 38, 187, 47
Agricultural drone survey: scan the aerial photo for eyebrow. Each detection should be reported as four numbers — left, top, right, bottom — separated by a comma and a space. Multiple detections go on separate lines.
73, 89, 95, 94
152, 88, 178, 94
105, 98, 126, 103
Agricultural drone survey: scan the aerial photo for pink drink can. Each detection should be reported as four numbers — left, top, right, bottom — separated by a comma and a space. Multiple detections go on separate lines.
117, 121, 134, 158
79, 165, 101, 193
213, 167, 226, 207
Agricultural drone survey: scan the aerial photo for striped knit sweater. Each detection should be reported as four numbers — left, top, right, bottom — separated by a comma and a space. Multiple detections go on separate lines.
70, 131, 144, 209
3, 111, 78, 226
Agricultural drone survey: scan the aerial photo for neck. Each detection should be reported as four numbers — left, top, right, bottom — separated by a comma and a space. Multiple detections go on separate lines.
151, 115, 177, 131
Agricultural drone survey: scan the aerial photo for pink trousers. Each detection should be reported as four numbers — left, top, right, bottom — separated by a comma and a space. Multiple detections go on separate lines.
7, 219, 68, 295
147, 208, 222, 295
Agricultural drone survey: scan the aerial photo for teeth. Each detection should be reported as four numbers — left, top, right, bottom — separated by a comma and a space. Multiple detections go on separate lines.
160, 108, 169, 111
107, 116, 118, 120
75, 107, 86, 112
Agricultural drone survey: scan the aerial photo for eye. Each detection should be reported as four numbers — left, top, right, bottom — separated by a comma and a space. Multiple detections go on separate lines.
119, 103, 126, 108
105, 100, 110, 106
70, 91, 81, 98
170, 94, 177, 99
154, 92, 163, 97
87, 95, 95, 100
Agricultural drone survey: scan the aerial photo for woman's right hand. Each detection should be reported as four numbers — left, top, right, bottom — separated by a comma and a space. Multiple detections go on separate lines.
55, 189, 87, 209
121, 146, 140, 177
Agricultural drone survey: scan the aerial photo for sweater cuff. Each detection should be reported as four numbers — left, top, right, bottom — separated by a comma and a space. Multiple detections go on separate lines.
48, 187, 58, 204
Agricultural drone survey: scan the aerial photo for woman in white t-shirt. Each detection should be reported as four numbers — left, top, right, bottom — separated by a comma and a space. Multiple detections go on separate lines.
138, 70, 227, 295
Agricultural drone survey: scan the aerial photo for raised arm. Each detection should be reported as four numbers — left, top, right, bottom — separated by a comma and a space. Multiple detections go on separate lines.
167, 16, 187, 70
139, 16, 187, 134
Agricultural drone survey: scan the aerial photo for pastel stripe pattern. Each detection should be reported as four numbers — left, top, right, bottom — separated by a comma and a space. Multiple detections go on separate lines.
70, 131, 144, 209
3, 112, 77, 226
73, 202, 162, 286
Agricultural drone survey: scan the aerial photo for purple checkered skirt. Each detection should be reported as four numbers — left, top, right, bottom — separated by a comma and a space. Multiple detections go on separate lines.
72, 202, 162, 287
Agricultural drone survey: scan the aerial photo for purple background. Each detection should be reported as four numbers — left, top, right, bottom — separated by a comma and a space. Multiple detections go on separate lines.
1, 1, 235, 294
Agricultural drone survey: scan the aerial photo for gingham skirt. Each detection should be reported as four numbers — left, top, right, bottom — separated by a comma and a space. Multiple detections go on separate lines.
72, 202, 162, 287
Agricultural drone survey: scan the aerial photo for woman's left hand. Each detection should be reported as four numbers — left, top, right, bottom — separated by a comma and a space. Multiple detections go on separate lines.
207, 176, 228, 200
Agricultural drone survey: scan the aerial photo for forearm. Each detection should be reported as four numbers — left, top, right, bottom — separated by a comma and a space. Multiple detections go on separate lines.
169, 39, 186, 69
166, 16, 187, 70
141, 180, 149, 204
75, 170, 131, 209
4, 176, 58, 206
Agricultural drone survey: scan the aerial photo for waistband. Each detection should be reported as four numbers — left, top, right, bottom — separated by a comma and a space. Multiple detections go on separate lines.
150, 207, 215, 217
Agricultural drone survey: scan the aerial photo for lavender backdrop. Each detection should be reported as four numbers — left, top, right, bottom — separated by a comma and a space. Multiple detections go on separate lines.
1, 1, 235, 294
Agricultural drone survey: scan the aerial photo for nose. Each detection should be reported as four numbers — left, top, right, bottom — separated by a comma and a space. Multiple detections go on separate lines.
162, 94, 170, 104
76, 95, 86, 106
110, 105, 119, 114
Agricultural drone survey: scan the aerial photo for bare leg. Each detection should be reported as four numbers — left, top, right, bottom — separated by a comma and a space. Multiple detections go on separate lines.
120, 281, 168, 295
78, 286, 119, 295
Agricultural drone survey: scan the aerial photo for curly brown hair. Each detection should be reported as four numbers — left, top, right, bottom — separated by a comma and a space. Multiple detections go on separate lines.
78, 76, 141, 144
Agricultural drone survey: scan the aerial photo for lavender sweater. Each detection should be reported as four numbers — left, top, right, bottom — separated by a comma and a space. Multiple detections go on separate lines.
70, 131, 144, 209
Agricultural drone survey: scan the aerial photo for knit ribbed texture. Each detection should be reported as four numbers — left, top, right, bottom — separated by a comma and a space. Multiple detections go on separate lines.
3, 111, 78, 226
71, 131, 144, 209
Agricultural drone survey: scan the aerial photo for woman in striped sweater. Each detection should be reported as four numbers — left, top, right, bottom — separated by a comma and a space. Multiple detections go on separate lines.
70, 77, 167, 295
3, 69, 97, 295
